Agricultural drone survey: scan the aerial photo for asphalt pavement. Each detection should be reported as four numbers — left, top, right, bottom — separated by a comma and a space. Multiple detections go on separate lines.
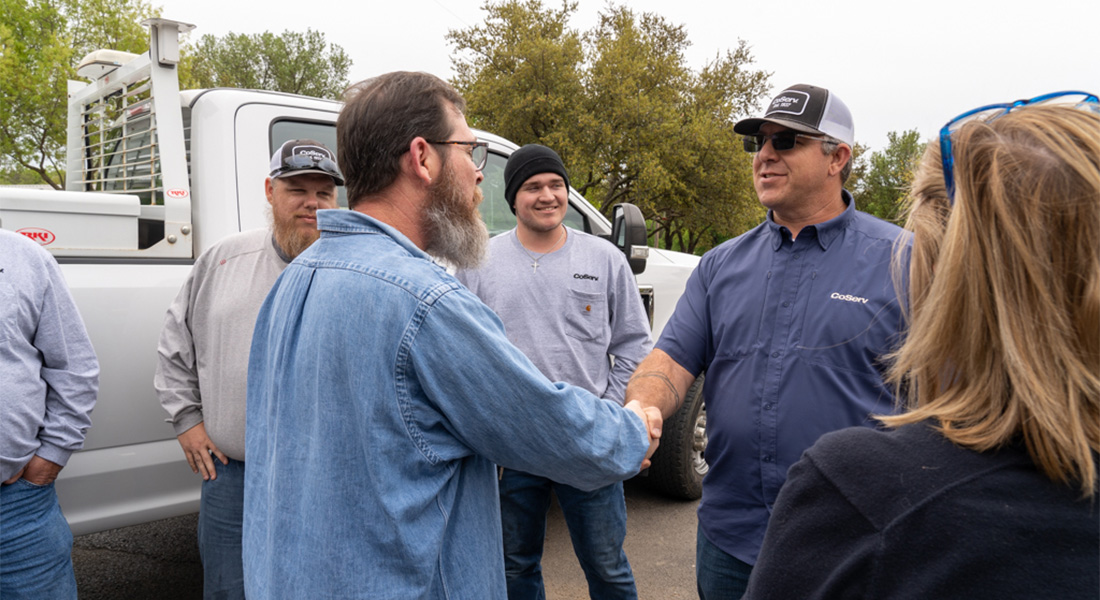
73, 479, 699, 599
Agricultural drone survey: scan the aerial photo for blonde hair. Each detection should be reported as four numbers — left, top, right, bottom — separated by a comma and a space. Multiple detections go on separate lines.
882, 105, 1100, 498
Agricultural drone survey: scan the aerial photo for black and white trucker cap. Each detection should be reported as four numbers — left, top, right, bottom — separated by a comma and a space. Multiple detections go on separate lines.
734, 84, 855, 146
269, 139, 345, 186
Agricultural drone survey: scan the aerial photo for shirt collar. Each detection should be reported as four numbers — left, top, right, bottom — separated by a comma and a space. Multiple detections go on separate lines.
316, 208, 433, 261
766, 189, 855, 251
270, 233, 293, 264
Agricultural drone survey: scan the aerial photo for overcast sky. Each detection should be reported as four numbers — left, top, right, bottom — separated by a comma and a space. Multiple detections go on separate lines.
156, 0, 1098, 153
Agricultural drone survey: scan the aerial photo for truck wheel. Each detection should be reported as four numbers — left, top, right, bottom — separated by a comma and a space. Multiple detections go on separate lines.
642, 374, 706, 500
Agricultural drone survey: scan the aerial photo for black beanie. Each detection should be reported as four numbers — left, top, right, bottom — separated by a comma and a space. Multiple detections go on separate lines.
504, 144, 571, 214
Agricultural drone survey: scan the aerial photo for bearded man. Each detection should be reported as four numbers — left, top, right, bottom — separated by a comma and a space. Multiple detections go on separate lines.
155, 139, 342, 600
241, 71, 663, 600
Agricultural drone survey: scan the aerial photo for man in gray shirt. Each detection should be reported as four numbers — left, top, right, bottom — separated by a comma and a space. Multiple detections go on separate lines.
0, 228, 99, 599
154, 139, 341, 599
457, 144, 653, 599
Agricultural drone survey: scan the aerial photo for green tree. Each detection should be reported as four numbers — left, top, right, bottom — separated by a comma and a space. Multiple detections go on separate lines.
844, 141, 869, 197
181, 29, 351, 100
449, 0, 770, 254
852, 129, 924, 224
449, 1, 589, 173
0, 0, 155, 188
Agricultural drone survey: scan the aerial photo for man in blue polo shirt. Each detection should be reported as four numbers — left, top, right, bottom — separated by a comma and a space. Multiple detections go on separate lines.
625, 83, 908, 599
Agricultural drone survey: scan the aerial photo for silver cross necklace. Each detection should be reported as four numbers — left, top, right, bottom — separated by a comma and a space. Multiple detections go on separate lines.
517, 225, 567, 273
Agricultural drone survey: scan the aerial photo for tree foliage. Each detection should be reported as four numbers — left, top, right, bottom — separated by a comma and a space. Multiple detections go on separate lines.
851, 129, 924, 224
0, 0, 155, 188
449, 1, 770, 253
180, 29, 351, 100
844, 141, 869, 196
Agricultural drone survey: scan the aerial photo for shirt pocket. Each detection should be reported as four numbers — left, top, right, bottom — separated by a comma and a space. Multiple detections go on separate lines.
563, 288, 608, 343
796, 271, 898, 378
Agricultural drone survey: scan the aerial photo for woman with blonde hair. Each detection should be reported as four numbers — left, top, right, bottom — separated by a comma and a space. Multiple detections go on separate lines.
743, 94, 1100, 600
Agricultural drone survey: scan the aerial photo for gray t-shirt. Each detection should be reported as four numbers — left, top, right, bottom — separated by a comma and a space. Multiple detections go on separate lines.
456, 228, 652, 403
154, 228, 289, 461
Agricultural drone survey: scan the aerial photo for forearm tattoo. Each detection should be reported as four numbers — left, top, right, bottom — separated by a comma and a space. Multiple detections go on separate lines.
630, 371, 683, 412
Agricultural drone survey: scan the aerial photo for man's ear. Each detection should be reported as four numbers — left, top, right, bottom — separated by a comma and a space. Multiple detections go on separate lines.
830, 143, 852, 177
406, 137, 437, 185
265, 177, 276, 206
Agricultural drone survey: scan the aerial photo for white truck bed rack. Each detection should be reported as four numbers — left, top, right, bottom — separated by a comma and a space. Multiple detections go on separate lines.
0, 19, 196, 258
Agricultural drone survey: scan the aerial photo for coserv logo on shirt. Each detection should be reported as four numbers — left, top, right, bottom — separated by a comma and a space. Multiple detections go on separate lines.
830, 292, 869, 304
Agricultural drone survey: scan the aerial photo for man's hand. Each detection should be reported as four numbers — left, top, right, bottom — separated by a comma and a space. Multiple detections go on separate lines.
624, 400, 663, 470
177, 423, 229, 481
3, 455, 63, 486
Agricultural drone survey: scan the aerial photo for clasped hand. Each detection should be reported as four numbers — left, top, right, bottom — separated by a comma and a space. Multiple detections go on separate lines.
624, 400, 663, 470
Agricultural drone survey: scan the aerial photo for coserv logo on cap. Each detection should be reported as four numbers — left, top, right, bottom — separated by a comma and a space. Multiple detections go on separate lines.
294, 146, 330, 160
768, 90, 810, 116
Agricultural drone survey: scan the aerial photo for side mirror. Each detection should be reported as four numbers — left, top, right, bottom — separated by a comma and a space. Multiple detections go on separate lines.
611, 203, 649, 274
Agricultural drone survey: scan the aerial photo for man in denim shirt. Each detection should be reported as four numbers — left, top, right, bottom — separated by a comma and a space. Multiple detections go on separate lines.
243, 72, 662, 600
625, 84, 908, 599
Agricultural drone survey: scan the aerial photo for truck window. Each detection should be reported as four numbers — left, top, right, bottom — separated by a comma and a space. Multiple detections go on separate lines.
100, 111, 156, 203
96, 105, 192, 250
270, 120, 349, 208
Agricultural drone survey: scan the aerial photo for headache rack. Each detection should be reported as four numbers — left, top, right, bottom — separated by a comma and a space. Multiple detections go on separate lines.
72, 75, 159, 201
59, 18, 195, 257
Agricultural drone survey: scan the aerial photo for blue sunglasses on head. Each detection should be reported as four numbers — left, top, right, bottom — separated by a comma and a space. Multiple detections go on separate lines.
939, 91, 1099, 203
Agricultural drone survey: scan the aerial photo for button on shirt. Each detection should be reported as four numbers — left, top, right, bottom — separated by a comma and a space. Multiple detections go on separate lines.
244, 210, 650, 600
656, 194, 908, 565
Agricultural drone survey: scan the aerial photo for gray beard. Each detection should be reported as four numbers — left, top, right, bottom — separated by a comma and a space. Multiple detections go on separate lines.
422, 164, 488, 270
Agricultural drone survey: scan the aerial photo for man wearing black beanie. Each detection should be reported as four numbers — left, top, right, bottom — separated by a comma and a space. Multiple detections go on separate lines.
457, 144, 653, 599
502, 144, 571, 215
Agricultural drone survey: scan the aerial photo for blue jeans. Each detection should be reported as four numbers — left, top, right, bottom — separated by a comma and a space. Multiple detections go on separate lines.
696, 523, 752, 600
198, 457, 245, 600
0, 480, 78, 599
499, 468, 636, 600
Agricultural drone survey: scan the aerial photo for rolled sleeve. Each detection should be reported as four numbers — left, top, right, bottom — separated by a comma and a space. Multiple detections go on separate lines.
654, 258, 710, 378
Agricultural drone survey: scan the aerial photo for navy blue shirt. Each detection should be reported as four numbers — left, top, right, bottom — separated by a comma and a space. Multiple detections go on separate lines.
656, 193, 909, 565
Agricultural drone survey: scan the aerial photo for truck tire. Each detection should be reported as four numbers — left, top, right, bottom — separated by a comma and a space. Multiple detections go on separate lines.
642, 374, 706, 500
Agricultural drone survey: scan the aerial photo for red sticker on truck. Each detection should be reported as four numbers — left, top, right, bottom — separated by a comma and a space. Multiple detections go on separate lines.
18, 228, 56, 245
166, 188, 189, 199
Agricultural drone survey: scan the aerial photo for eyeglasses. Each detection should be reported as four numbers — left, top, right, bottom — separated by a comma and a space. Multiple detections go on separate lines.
742, 132, 831, 153
428, 140, 489, 170
274, 154, 341, 178
939, 91, 1099, 202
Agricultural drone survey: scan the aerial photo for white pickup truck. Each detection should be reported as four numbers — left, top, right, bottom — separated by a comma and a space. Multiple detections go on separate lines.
0, 19, 705, 536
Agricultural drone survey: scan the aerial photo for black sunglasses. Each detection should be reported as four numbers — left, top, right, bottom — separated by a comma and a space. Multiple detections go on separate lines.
742, 132, 830, 153
275, 154, 341, 176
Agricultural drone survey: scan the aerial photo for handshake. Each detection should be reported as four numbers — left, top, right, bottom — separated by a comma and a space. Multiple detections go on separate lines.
624, 400, 663, 470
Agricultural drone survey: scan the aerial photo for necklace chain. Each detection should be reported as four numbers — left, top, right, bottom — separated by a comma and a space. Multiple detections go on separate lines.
517, 225, 566, 273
